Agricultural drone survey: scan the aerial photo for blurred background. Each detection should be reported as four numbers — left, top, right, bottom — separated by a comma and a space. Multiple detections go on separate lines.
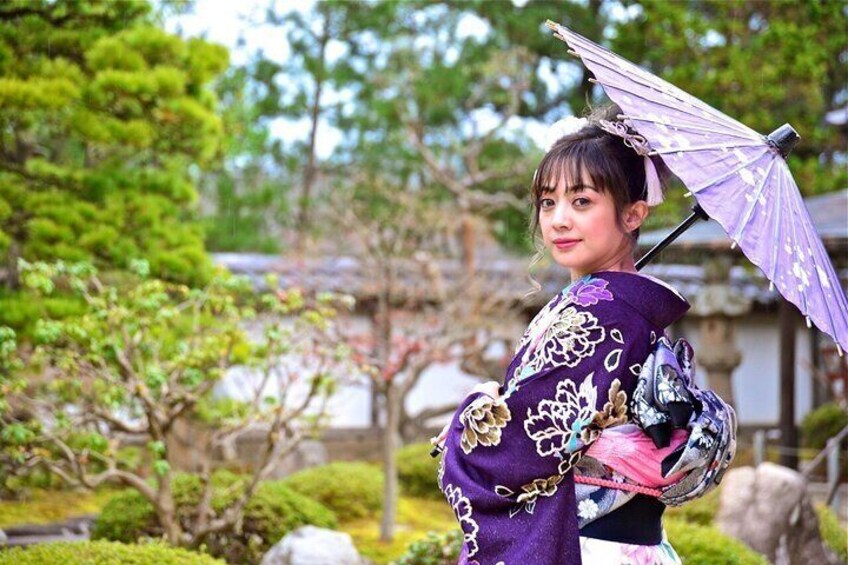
0, 1, 845, 564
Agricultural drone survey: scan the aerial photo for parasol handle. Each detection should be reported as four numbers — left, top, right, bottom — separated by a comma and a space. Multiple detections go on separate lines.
636, 203, 710, 270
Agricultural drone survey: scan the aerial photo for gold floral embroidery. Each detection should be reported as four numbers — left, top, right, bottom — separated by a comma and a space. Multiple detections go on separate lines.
495, 473, 564, 517
516, 474, 563, 504
581, 379, 629, 445
459, 395, 512, 455
595, 378, 628, 427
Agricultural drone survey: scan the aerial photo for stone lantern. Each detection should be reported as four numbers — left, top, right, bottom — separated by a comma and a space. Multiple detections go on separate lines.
688, 257, 752, 408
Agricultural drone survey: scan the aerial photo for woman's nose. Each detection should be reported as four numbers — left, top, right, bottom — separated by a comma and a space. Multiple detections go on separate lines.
552, 202, 572, 229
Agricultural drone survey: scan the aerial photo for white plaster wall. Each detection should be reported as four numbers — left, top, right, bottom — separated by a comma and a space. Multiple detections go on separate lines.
217, 309, 818, 429
676, 312, 813, 425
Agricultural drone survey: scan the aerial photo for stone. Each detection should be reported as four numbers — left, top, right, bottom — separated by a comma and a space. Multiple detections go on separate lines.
715, 463, 841, 565
260, 526, 365, 565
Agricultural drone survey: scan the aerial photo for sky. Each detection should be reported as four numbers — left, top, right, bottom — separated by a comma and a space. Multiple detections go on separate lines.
165, 0, 563, 158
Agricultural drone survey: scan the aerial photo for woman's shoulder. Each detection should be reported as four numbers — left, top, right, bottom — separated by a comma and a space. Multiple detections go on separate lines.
579, 271, 690, 330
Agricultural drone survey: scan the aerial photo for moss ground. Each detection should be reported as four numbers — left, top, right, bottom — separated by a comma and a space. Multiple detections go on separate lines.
0, 487, 123, 528
339, 496, 455, 565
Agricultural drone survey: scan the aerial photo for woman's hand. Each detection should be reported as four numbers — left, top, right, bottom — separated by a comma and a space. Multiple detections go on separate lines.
430, 381, 502, 450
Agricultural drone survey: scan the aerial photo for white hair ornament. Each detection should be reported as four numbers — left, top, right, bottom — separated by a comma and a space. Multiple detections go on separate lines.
544, 116, 588, 152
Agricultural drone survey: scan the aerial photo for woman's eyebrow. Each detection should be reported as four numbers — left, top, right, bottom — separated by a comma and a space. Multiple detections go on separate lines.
564, 183, 596, 194
539, 183, 597, 194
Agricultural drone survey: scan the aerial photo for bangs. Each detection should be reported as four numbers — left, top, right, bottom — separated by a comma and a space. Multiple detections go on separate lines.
532, 138, 619, 203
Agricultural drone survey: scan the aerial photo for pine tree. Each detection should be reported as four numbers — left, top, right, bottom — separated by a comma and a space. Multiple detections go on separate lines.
0, 0, 229, 290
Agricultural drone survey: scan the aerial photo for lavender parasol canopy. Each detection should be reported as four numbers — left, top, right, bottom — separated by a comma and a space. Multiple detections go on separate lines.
546, 20, 848, 355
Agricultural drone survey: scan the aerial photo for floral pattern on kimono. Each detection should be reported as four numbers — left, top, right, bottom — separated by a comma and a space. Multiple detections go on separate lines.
439, 271, 690, 565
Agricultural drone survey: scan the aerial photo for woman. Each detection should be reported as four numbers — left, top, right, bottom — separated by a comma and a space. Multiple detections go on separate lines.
433, 105, 729, 564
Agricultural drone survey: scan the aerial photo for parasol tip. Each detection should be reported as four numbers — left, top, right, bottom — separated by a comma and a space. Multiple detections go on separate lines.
767, 124, 801, 159
838, 343, 844, 358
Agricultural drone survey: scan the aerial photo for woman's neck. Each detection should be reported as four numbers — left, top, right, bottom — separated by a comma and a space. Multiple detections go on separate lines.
570, 249, 638, 283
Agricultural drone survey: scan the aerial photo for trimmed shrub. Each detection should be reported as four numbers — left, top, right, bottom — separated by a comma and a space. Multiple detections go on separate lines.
666, 519, 768, 564
282, 461, 383, 521
816, 503, 848, 563
392, 520, 770, 565
664, 487, 720, 526
397, 442, 442, 500
392, 530, 463, 565
92, 471, 337, 564
0, 540, 223, 564
801, 403, 847, 450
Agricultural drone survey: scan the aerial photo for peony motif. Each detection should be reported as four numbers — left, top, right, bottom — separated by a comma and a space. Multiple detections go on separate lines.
524, 373, 598, 459
459, 395, 512, 454
567, 277, 614, 307
517, 306, 605, 377
444, 484, 480, 557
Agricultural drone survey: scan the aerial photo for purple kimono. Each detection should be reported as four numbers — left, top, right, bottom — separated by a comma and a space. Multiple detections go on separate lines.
438, 271, 690, 565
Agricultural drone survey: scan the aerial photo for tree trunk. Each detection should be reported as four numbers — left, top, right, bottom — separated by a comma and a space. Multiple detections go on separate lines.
376, 261, 398, 541
380, 383, 400, 542
293, 24, 328, 252
4, 238, 20, 290
459, 210, 475, 279
156, 472, 182, 546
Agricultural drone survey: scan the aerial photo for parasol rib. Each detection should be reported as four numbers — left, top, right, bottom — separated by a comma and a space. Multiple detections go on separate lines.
787, 178, 845, 343
561, 31, 758, 135
623, 113, 760, 141
730, 158, 777, 246
687, 148, 771, 193
649, 141, 764, 156
592, 77, 759, 138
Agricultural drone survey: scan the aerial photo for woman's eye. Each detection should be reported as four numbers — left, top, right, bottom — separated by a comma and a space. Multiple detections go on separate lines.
573, 197, 591, 207
539, 198, 555, 208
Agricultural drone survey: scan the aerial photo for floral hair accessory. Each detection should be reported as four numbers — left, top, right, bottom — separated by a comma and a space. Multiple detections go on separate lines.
544, 116, 588, 152
597, 119, 665, 207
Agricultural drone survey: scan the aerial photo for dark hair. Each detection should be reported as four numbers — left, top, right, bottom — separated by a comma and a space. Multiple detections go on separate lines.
529, 104, 662, 245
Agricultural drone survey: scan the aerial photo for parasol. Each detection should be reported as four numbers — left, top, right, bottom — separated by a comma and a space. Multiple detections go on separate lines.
546, 20, 848, 356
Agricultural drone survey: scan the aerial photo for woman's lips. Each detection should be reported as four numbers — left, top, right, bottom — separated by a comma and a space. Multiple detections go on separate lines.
553, 238, 580, 250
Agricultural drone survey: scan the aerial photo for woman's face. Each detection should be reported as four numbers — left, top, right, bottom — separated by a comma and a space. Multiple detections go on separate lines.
538, 169, 646, 280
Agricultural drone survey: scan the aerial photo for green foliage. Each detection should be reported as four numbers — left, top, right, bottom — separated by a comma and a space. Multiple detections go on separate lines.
0, 0, 230, 288
665, 486, 720, 526
801, 402, 848, 450
93, 471, 338, 564
815, 503, 848, 563
611, 0, 847, 198
282, 462, 384, 521
397, 442, 441, 500
665, 519, 769, 565
3, 260, 353, 547
392, 530, 463, 565
0, 291, 85, 336
0, 540, 224, 565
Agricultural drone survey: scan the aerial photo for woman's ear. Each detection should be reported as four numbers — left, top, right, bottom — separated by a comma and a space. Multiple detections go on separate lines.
624, 201, 649, 233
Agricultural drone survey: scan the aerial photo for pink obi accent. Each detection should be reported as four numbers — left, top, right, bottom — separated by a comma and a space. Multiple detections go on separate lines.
585, 424, 688, 488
